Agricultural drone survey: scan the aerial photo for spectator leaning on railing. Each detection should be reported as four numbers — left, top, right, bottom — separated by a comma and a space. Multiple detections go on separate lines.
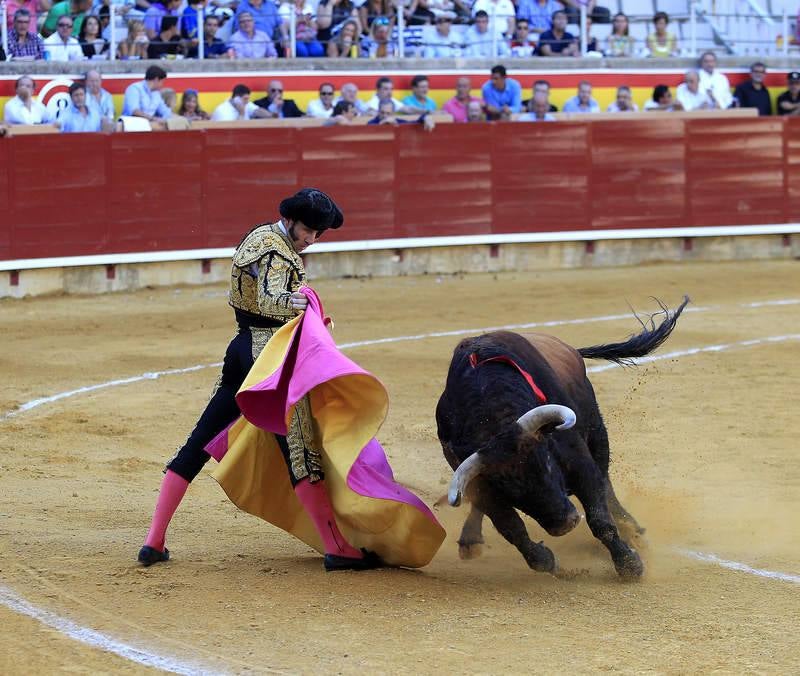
7, 9, 46, 60
368, 100, 436, 131
44, 14, 85, 60
562, 80, 599, 113
733, 62, 771, 116
777, 71, 800, 116
58, 82, 103, 133
323, 100, 358, 126
3, 76, 51, 125
442, 76, 481, 123
481, 64, 521, 120
122, 65, 172, 121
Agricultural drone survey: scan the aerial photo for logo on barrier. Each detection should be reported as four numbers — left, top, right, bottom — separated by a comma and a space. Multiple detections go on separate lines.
38, 77, 75, 121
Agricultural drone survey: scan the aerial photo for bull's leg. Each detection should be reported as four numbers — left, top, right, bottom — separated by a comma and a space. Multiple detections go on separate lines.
573, 462, 643, 579
606, 478, 646, 537
458, 504, 485, 560
475, 492, 556, 573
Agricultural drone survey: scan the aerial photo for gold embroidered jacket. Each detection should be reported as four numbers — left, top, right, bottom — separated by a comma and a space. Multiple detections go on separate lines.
229, 221, 305, 324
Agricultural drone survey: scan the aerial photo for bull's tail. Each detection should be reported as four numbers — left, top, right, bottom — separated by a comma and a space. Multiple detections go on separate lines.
578, 296, 690, 366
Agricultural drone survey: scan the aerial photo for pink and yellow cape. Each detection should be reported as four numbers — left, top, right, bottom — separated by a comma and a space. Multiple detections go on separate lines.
205, 288, 445, 568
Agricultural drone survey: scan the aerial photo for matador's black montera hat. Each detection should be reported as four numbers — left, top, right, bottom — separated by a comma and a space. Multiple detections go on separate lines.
279, 188, 344, 232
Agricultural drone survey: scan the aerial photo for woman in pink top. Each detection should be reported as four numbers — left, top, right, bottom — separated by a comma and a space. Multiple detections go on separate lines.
443, 76, 482, 123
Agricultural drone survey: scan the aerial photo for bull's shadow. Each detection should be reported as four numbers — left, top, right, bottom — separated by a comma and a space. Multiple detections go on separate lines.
435, 297, 688, 579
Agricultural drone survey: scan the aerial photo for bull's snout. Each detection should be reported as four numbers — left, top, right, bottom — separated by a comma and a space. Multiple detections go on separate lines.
542, 503, 581, 536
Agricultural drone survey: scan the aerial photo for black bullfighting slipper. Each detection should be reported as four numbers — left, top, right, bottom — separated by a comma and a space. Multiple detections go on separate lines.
324, 549, 383, 572
138, 545, 170, 567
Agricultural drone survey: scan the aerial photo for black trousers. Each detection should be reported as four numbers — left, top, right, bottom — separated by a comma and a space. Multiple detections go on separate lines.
166, 329, 294, 483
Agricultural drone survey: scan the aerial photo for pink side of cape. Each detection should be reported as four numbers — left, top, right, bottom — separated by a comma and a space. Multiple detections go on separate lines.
207, 288, 439, 524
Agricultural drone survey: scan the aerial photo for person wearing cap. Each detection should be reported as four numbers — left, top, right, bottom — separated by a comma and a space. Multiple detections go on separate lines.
777, 71, 800, 116
137, 189, 380, 572
733, 62, 771, 116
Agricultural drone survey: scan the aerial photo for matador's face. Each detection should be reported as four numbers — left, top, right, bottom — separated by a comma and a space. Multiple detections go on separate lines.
286, 220, 321, 253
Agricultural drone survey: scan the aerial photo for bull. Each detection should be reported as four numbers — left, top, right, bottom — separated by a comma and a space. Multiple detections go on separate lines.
435, 298, 689, 578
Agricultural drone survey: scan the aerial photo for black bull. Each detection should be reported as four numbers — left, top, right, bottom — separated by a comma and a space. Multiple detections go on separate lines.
435, 298, 689, 578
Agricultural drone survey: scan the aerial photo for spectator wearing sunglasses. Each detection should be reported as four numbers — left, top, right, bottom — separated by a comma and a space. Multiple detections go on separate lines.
361, 16, 399, 58
307, 83, 337, 118
44, 15, 85, 60
254, 80, 305, 118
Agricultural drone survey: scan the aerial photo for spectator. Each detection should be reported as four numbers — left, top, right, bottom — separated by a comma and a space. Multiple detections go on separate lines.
324, 100, 358, 126
336, 82, 369, 115
605, 12, 634, 57
42, 0, 91, 37
518, 92, 555, 121
466, 99, 485, 122
180, 0, 205, 44
230, 11, 278, 57
254, 80, 305, 117
426, 0, 462, 22
471, 0, 515, 41
148, 15, 183, 58
317, 0, 360, 48
423, 16, 463, 58
119, 19, 150, 59
58, 82, 103, 133
733, 62, 770, 116
583, 16, 600, 52
7, 9, 46, 60
777, 71, 800, 116
562, 80, 599, 113
4, 0, 40, 32
675, 69, 714, 111
279, 0, 324, 57
646, 11, 678, 57
178, 89, 210, 121
4, 76, 51, 125
560, 0, 609, 26
643, 84, 682, 111
211, 84, 269, 120
307, 82, 337, 118
606, 85, 639, 112
465, 10, 509, 57
187, 15, 235, 58
368, 100, 436, 131
398, 0, 436, 25
79, 15, 109, 59
235, 0, 283, 40
84, 69, 115, 121
523, 79, 558, 112
698, 51, 732, 109
122, 65, 172, 120
443, 76, 481, 123
143, 0, 181, 40
44, 15, 85, 60
509, 19, 535, 56
326, 18, 361, 57
538, 9, 577, 56
481, 64, 522, 120
402, 75, 438, 112
361, 15, 399, 58
161, 88, 178, 113
365, 76, 404, 113
515, 0, 561, 36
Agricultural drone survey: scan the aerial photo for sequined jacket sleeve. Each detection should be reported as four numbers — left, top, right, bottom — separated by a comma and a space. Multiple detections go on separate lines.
256, 249, 299, 321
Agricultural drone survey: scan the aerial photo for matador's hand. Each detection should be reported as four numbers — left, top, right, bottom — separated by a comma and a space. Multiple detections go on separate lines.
290, 291, 309, 312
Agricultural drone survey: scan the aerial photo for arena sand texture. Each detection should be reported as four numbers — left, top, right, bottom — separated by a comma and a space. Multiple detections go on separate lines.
0, 260, 798, 674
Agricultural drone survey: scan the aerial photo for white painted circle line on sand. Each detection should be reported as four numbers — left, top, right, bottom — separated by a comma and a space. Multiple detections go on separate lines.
676, 550, 800, 585
0, 584, 222, 675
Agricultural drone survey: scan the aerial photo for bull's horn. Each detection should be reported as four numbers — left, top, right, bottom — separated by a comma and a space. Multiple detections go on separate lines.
516, 404, 577, 434
448, 453, 484, 507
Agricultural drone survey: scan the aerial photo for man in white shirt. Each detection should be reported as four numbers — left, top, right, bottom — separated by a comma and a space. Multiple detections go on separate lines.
465, 10, 510, 57
306, 82, 336, 118
211, 84, 270, 121
472, 0, 515, 40
676, 70, 714, 111
364, 77, 407, 114
423, 16, 463, 58
3, 76, 51, 125
698, 51, 732, 110
44, 15, 85, 61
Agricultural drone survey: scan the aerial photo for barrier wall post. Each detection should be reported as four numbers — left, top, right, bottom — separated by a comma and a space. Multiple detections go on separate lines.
580, 3, 587, 55
783, 9, 789, 57
491, 4, 497, 57
289, 9, 296, 57
397, 2, 405, 58
1, 3, 8, 60
690, 1, 697, 56
197, 7, 204, 59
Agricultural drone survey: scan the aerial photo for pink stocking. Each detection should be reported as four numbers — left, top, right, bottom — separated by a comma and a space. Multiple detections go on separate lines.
143, 470, 190, 552
294, 478, 362, 559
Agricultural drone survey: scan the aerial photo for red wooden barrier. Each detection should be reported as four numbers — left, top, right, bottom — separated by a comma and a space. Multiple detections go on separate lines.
1, 119, 798, 263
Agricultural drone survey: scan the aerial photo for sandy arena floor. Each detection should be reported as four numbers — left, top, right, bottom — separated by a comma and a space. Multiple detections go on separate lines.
1, 260, 799, 675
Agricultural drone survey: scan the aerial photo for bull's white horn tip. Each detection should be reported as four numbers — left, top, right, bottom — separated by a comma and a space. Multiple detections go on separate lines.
448, 487, 462, 507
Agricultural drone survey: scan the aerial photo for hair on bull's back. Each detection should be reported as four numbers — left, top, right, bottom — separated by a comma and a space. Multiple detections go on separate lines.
578, 296, 690, 366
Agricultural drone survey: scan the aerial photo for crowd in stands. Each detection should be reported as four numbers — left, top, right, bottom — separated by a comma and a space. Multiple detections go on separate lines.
0, 0, 693, 62
3, 54, 799, 134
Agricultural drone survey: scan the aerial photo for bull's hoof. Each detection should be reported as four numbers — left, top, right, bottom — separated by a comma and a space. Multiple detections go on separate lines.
614, 550, 644, 579
526, 544, 557, 574
458, 542, 484, 560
